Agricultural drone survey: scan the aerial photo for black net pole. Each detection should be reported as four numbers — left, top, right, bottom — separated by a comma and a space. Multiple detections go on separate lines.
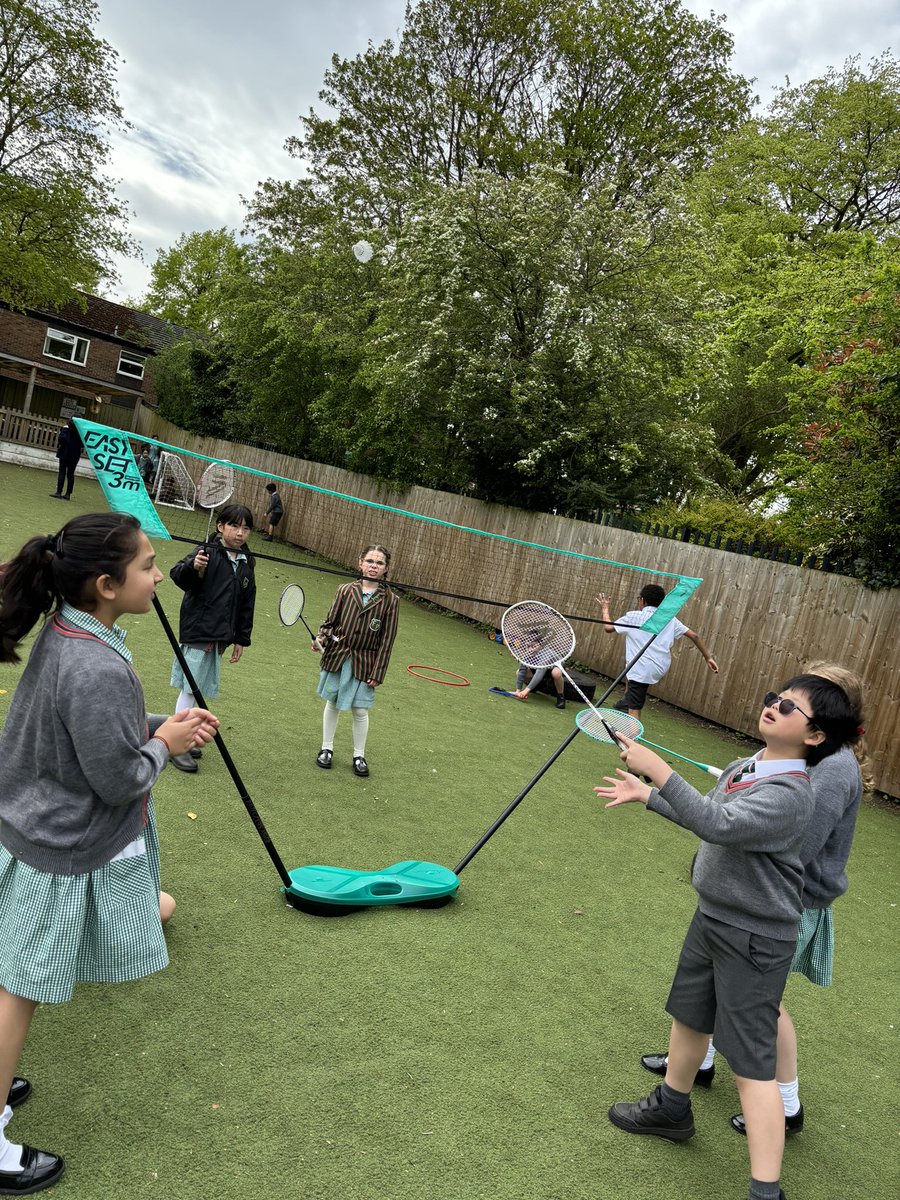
152, 595, 292, 889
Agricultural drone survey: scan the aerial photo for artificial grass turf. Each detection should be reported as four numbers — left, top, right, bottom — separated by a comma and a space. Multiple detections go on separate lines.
0, 460, 897, 1200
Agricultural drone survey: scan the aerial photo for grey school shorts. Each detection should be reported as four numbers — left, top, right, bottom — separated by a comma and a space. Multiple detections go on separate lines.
665, 908, 795, 1080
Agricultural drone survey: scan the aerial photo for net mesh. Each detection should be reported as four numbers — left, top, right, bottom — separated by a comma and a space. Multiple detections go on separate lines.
73, 421, 706, 650
501, 602, 576, 668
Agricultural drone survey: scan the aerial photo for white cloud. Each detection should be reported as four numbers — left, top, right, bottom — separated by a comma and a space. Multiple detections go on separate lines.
95, 0, 898, 302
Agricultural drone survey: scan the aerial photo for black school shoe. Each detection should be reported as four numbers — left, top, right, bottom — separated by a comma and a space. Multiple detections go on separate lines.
0, 1145, 65, 1194
608, 1085, 695, 1141
641, 1051, 715, 1088
316, 749, 333, 769
730, 1105, 804, 1136
352, 756, 369, 777
555, 694, 566, 709
7, 1077, 31, 1108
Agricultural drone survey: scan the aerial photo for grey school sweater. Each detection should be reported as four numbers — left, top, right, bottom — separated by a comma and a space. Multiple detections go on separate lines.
648, 760, 814, 940
803, 746, 863, 908
0, 613, 168, 874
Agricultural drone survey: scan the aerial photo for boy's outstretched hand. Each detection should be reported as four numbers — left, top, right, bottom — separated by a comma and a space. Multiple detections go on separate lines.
594, 769, 652, 808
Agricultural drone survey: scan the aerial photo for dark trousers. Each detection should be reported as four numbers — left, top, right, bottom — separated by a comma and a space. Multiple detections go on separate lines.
56, 461, 77, 496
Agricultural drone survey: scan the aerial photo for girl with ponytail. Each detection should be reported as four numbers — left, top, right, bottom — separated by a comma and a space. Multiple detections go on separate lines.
0, 513, 218, 1194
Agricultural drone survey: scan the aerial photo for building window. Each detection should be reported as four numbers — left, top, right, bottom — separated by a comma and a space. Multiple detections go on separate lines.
117, 349, 146, 379
43, 328, 89, 366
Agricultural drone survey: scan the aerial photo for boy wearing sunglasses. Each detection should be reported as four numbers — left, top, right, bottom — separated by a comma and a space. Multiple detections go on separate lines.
594, 675, 864, 1200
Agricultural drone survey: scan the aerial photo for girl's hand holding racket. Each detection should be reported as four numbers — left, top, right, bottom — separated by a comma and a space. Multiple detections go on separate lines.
310, 636, 323, 653
194, 548, 210, 577
594, 769, 652, 808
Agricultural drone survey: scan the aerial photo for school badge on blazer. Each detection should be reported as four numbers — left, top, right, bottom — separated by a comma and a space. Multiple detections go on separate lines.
370, 618, 381, 631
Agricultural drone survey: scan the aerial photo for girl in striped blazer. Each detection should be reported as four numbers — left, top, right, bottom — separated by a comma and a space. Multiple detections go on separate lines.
312, 545, 399, 776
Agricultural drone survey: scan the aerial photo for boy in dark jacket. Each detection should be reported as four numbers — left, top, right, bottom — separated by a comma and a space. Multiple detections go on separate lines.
50, 418, 83, 500
168, 504, 256, 772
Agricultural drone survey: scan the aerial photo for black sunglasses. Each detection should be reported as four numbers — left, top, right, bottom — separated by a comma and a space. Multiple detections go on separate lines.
763, 691, 816, 723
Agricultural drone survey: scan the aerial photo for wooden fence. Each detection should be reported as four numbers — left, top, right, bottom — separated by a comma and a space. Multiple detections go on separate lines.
0, 407, 61, 451
135, 410, 900, 797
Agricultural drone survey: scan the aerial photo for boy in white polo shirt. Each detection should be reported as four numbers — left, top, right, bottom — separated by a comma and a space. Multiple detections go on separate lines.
596, 584, 718, 717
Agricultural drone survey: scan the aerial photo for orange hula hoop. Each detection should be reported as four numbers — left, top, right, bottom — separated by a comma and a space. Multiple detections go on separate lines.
406, 665, 471, 686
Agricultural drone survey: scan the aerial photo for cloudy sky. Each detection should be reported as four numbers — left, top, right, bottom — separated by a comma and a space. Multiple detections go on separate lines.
95, 0, 898, 302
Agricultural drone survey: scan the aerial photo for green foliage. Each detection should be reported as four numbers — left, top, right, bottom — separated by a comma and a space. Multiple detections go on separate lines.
0, 0, 137, 308
268, 0, 750, 232
141, 228, 246, 332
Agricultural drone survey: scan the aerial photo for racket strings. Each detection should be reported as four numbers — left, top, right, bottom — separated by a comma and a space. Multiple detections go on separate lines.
278, 584, 307, 627
197, 464, 235, 509
501, 601, 576, 668
575, 708, 644, 744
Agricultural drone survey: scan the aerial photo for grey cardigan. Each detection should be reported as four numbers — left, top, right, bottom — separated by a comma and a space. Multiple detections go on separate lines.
649, 761, 814, 940
0, 614, 168, 874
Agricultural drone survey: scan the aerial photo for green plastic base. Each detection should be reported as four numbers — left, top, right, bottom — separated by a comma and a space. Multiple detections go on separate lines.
283, 859, 459, 909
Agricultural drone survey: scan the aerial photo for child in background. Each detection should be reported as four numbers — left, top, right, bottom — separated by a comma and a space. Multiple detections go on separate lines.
596, 585, 717, 717
594, 675, 864, 1200
168, 504, 256, 774
261, 482, 284, 542
0, 513, 218, 1194
514, 664, 567, 709
312, 544, 399, 777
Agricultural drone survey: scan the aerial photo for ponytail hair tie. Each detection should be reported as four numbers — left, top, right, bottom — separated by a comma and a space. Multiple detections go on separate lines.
857, 725, 865, 736
43, 534, 56, 555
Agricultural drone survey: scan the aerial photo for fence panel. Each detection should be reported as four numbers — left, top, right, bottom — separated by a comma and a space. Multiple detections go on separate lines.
134, 410, 900, 796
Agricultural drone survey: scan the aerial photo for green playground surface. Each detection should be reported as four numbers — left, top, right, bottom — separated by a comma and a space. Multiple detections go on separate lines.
0, 461, 896, 1200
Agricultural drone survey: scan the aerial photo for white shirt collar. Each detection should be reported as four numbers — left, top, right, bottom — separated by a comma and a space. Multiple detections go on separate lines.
749, 753, 807, 778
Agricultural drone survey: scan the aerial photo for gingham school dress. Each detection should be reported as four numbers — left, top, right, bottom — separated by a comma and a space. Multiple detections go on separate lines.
790, 906, 834, 987
0, 607, 168, 1004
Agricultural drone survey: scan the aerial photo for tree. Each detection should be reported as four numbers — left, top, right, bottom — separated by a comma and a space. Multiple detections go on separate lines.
247, 0, 751, 239
338, 168, 717, 508
0, 0, 136, 309
682, 53, 900, 509
141, 228, 247, 332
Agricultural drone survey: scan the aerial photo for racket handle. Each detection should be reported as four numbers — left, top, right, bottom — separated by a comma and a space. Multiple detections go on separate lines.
197, 544, 209, 578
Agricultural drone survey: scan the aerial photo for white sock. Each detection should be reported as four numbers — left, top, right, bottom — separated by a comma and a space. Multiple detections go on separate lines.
701, 1040, 717, 1070
322, 701, 339, 750
778, 1077, 801, 1116
176, 689, 195, 714
351, 708, 369, 757
0, 1110, 22, 1170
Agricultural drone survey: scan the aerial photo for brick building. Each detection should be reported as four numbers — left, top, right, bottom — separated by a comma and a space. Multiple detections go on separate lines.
0, 293, 187, 431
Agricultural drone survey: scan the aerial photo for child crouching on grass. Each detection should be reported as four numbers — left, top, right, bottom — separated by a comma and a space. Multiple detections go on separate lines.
0, 513, 218, 1194
594, 675, 863, 1200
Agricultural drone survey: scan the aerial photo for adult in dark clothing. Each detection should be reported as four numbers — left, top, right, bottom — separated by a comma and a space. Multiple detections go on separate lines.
50, 419, 83, 500
167, 505, 256, 772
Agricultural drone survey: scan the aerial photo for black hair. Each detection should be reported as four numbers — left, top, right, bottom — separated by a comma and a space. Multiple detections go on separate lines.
0, 513, 143, 663
781, 672, 864, 767
640, 584, 665, 608
265, 482, 277, 493
215, 504, 253, 530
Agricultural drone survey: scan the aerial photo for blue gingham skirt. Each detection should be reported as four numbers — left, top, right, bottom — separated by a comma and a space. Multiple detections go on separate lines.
0, 799, 168, 1004
790, 906, 834, 987
317, 658, 375, 711
170, 642, 226, 699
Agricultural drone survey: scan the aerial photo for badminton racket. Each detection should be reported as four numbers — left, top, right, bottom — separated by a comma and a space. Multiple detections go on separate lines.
195, 461, 235, 577
278, 583, 319, 642
501, 600, 609, 720
575, 708, 722, 778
